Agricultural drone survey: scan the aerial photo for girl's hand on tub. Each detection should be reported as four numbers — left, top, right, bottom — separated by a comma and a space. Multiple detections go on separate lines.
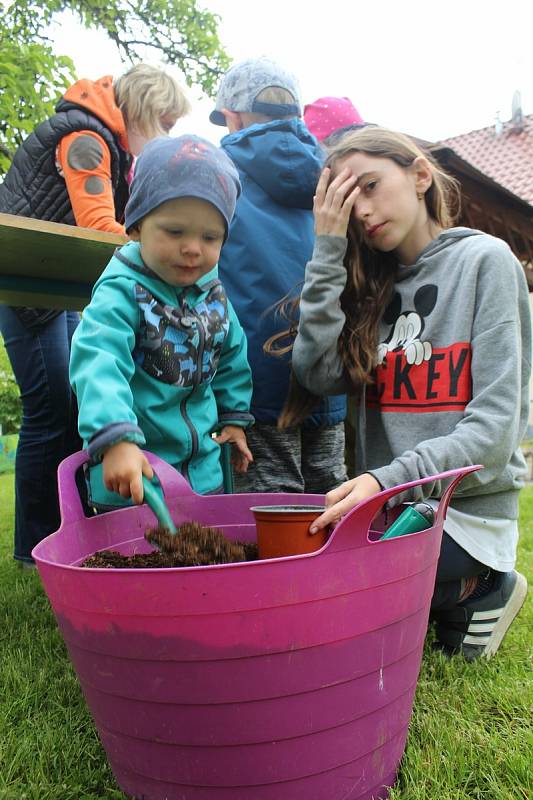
309, 473, 381, 533
102, 441, 154, 504
213, 426, 253, 473
313, 167, 360, 237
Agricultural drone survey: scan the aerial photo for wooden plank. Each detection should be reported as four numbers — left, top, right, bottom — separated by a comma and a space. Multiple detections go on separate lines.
0, 213, 127, 310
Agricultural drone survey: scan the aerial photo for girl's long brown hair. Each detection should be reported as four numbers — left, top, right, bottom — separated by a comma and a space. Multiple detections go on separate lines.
267, 127, 461, 428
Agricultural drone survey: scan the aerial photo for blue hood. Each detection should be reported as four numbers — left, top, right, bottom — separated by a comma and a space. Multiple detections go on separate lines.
221, 118, 323, 209
217, 118, 346, 427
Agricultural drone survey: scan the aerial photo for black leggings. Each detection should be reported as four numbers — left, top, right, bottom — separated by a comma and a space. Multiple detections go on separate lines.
431, 532, 489, 610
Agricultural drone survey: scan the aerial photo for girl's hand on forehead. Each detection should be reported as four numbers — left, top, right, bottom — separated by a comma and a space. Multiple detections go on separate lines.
313, 167, 360, 237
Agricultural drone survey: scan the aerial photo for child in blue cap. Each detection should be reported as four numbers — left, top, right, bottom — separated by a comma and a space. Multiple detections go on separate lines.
70, 135, 254, 508
210, 57, 348, 496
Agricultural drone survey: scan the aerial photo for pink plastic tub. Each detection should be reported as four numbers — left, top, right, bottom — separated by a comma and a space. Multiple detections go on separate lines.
33, 451, 478, 800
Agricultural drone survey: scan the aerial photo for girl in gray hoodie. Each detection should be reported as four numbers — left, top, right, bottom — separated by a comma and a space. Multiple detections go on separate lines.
284, 127, 530, 661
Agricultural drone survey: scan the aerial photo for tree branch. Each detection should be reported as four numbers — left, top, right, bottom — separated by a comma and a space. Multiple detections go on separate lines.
111, 36, 224, 77
0, 143, 14, 161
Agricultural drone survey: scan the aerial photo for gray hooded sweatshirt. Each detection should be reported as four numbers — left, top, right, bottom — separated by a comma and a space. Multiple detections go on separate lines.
293, 228, 531, 521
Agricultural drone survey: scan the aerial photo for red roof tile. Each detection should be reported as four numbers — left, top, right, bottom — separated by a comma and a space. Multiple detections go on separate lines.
440, 114, 533, 205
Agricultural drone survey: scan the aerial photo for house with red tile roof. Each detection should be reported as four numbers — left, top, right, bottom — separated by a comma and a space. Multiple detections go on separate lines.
409, 109, 533, 290
429, 139, 533, 285
441, 112, 533, 206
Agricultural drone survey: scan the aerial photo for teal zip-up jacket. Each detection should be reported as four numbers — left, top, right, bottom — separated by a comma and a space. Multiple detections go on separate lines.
70, 241, 253, 505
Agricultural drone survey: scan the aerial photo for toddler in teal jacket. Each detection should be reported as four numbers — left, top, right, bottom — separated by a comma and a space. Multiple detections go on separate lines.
70, 135, 253, 507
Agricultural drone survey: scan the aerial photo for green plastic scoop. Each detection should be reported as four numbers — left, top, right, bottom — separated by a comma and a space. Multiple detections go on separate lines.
142, 475, 177, 535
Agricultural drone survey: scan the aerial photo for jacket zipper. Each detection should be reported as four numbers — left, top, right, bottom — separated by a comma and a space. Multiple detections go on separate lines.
180, 303, 205, 483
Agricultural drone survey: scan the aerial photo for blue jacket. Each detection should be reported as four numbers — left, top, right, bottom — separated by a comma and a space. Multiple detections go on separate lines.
218, 118, 346, 427
70, 241, 253, 505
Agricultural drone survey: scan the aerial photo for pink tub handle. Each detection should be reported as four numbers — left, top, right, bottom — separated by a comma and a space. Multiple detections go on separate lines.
56, 449, 196, 526
142, 450, 196, 501
325, 464, 481, 553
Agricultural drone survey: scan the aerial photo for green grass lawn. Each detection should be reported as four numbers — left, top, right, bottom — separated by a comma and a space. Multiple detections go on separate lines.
0, 472, 531, 800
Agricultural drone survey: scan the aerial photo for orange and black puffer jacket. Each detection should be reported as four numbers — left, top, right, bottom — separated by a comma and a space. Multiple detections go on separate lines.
0, 76, 131, 227
0, 77, 131, 326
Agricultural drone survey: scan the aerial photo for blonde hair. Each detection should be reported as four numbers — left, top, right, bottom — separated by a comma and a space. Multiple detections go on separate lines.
275, 126, 461, 428
113, 63, 191, 138
244, 86, 298, 124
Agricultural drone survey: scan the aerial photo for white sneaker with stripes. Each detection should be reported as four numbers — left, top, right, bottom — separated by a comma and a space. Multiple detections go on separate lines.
434, 570, 528, 660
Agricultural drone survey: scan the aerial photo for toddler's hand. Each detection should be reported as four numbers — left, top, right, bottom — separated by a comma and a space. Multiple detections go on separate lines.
102, 441, 154, 504
313, 166, 360, 237
309, 473, 381, 533
213, 426, 253, 474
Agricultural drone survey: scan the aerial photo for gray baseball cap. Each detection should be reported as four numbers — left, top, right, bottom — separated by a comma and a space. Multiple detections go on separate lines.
210, 57, 302, 126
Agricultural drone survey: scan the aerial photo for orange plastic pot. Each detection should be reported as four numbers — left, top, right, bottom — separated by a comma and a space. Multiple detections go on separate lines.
251, 504, 327, 559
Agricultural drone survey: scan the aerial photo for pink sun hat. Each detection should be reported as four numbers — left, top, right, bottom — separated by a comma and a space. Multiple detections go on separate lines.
303, 96, 364, 141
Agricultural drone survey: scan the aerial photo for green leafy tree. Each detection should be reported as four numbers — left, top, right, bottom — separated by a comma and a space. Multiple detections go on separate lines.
0, 0, 229, 175
0, 20, 75, 173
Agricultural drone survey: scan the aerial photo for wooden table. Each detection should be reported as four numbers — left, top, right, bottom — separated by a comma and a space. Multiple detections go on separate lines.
0, 213, 126, 310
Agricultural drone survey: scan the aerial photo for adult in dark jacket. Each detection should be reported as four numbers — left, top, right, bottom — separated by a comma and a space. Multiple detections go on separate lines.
0, 64, 189, 564
211, 58, 347, 493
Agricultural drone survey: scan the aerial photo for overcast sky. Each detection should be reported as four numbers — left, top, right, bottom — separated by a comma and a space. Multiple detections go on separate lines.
49, 0, 533, 144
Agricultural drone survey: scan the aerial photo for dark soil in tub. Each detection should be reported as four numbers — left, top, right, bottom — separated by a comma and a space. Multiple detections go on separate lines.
81, 521, 259, 568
